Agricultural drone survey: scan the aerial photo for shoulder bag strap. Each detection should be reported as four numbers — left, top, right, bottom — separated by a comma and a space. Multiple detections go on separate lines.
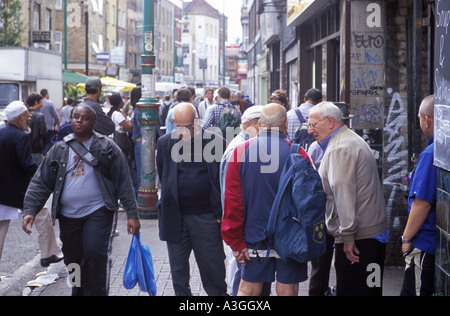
63, 134, 99, 167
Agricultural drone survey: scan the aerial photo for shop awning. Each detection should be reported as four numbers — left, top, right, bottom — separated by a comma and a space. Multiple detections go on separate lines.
62, 69, 89, 84
76, 77, 136, 92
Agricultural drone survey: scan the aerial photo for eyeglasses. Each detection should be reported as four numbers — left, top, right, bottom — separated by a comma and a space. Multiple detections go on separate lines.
270, 93, 280, 99
308, 117, 329, 129
72, 114, 94, 122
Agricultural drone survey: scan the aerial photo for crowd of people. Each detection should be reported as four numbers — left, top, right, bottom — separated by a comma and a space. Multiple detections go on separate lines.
0, 77, 437, 297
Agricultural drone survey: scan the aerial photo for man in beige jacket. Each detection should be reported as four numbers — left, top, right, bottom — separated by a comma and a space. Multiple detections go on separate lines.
308, 101, 388, 296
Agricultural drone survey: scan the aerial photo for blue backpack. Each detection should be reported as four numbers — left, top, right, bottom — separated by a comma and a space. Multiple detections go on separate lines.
292, 109, 316, 151
265, 144, 327, 263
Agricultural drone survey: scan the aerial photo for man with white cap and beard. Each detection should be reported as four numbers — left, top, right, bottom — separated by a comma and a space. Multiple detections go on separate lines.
0, 101, 37, 263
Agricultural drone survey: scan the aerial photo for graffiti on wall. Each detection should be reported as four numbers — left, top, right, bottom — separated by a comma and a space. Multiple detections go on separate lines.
349, 1, 385, 129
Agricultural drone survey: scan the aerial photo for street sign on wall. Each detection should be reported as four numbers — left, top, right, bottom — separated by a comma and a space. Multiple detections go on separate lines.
110, 46, 125, 65
31, 31, 52, 43
287, 0, 315, 26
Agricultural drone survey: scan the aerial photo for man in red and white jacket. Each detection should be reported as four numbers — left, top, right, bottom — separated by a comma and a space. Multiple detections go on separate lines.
221, 103, 312, 296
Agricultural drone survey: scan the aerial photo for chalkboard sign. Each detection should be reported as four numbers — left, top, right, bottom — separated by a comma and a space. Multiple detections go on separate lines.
434, 0, 450, 172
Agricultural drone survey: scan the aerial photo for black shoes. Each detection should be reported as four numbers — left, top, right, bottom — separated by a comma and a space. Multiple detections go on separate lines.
40, 254, 64, 267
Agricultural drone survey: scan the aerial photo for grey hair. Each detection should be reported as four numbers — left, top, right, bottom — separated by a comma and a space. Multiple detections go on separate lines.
260, 103, 287, 129
72, 104, 97, 121
310, 101, 343, 122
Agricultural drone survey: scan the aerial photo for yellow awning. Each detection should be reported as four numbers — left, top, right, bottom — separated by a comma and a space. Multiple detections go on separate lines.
77, 77, 137, 92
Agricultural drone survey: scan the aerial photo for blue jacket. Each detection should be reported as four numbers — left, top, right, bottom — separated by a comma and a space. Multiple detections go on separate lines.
0, 124, 37, 208
221, 130, 311, 251
156, 128, 225, 243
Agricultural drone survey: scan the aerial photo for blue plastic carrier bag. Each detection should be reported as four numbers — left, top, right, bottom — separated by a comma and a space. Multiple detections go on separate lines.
123, 232, 157, 296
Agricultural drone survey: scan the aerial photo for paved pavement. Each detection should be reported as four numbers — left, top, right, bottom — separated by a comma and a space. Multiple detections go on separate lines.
13, 211, 404, 297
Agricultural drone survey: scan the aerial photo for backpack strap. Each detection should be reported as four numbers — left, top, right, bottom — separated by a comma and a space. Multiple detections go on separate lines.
294, 108, 306, 124
63, 134, 99, 167
291, 143, 301, 155
64, 134, 113, 180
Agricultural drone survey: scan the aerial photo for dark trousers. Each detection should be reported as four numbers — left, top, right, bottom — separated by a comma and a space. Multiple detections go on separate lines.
166, 212, 227, 296
335, 238, 386, 296
58, 207, 117, 296
400, 248, 435, 296
43, 130, 56, 154
309, 231, 335, 296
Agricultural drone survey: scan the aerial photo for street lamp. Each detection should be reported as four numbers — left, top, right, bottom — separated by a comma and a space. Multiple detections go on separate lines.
137, 0, 159, 219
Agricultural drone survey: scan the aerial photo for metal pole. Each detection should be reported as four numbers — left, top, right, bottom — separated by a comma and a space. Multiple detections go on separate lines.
64, 0, 68, 70
85, 10, 89, 75
222, 0, 226, 86
137, 0, 159, 219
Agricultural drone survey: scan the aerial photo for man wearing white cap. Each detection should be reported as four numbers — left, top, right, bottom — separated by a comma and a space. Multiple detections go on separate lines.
0, 101, 37, 263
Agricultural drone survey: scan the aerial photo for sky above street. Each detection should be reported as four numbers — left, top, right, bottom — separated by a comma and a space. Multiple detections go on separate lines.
206, 0, 243, 44
170, 0, 243, 44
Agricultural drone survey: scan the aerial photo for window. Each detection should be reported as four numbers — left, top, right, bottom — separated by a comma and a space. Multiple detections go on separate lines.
56, 0, 62, 10
54, 31, 62, 53
91, 0, 98, 13
98, 0, 103, 15
99, 34, 104, 52
302, 4, 340, 101
105, 3, 109, 23
111, 5, 115, 25
45, 9, 51, 31
34, 4, 40, 31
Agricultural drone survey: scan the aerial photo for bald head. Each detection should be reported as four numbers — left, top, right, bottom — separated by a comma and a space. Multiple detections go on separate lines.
173, 102, 196, 123
260, 103, 287, 130
419, 95, 434, 118
418, 95, 434, 138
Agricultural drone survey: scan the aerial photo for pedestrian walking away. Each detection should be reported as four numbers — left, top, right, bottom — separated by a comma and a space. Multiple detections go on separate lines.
27, 93, 47, 165
308, 101, 388, 296
202, 86, 242, 141
79, 77, 115, 136
0, 101, 37, 264
287, 88, 322, 143
40, 89, 60, 154
156, 102, 227, 296
26, 93, 64, 266
400, 95, 436, 296
221, 103, 312, 296
165, 87, 193, 134
22, 104, 141, 296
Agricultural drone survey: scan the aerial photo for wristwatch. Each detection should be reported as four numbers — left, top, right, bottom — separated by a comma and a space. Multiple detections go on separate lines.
399, 236, 414, 244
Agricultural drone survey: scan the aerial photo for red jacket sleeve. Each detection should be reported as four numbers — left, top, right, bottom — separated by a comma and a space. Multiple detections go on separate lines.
297, 145, 314, 166
221, 142, 248, 252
